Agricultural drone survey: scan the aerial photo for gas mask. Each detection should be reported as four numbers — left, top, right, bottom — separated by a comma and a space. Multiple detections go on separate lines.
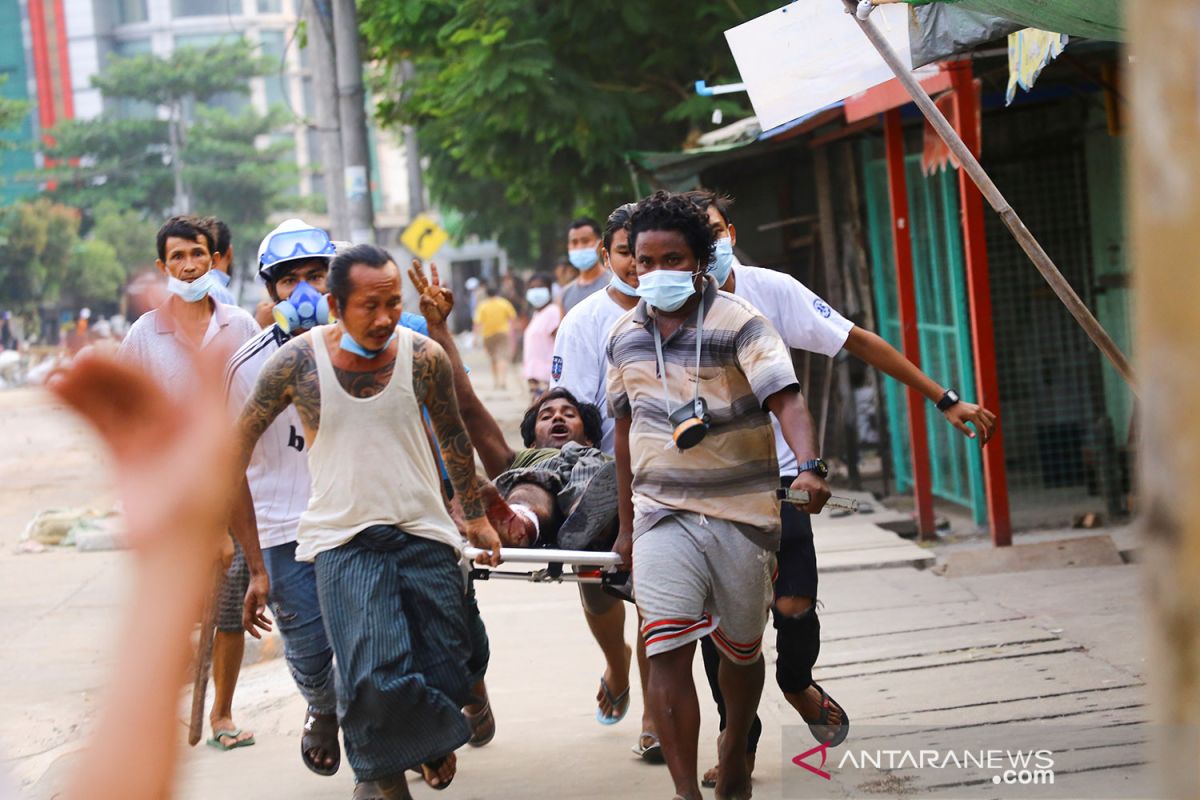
272, 281, 330, 334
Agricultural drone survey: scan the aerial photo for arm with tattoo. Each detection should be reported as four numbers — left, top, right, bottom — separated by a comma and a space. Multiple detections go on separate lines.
412, 336, 503, 563
413, 337, 485, 518
233, 337, 318, 474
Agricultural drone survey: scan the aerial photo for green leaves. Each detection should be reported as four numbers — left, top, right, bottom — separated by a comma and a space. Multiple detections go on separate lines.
360, 0, 773, 264
43, 40, 296, 286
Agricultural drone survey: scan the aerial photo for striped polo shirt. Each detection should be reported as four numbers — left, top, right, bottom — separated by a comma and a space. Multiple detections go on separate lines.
605, 278, 799, 549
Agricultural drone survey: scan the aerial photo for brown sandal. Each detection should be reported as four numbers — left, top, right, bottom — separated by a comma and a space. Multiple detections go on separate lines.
464, 701, 496, 747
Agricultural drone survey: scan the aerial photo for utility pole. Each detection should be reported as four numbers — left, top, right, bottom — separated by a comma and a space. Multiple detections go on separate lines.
331, 0, 374, 243
1131, 3, 1200, 798
305, 0, 349, 240
400, 59, 424, 217
168, 101, 189, 214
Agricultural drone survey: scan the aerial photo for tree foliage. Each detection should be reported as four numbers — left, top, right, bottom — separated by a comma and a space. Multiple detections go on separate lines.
44, 40, 295, 276
0, 200, 82, 308
0, 75, 31, 150
360, 0, 773, 264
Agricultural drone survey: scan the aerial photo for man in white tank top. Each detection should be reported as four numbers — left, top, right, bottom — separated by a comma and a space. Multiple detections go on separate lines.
232, 244, 502, 800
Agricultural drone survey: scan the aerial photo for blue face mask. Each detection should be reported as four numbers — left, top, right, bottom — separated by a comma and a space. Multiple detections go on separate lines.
609, 273, 640, 298
166, 271, 218, 304
340, 330, 397, 359
636, 269, 701, 312
708, 237, 735, 286
568, 247, 599, 270
273, 281, 330, 334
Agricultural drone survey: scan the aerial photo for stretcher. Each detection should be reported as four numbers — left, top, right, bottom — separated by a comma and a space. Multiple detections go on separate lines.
463, 546, 623, 585
463, 492, 862, 587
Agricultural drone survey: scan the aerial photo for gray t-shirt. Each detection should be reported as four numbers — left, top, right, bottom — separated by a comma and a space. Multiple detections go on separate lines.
561, 273, 609, 315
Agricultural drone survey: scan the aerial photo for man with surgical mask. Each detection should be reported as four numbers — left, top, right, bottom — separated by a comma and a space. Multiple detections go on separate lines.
118, 214, 261, 751
607, 191, 830, 800
560, 216, 607, 313
223, 219, 356, 780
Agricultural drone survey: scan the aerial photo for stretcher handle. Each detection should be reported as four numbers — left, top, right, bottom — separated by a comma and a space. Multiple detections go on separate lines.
462, 546, 623, 568
776, 489, 861, 513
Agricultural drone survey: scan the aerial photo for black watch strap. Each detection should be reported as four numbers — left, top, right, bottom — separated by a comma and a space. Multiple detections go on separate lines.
937, 389, 961, 412
797, 458, 828, 478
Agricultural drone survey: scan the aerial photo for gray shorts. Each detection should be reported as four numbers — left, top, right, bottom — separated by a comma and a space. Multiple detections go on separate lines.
634, 512, 775, 664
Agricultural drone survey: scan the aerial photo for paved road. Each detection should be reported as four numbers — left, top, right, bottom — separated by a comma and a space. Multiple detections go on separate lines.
0, 357, 1151, 799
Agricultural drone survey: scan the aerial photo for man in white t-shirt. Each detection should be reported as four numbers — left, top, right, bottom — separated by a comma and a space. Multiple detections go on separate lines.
551, 203, 666, 761
685, 189, 998, 783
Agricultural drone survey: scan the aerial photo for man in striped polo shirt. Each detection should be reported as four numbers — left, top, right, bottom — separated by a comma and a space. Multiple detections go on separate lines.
607, 192, 831, 800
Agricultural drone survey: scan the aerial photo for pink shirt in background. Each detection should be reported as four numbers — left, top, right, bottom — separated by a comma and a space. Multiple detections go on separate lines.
523, 303, 562, 383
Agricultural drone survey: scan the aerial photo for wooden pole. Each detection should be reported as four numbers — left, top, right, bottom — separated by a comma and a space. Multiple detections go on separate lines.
946, 60, 1012, 546
187, 564, 222, 746
884, 108, 936, 540
1130, 3, 1200, 796
843, 0, 1136, 391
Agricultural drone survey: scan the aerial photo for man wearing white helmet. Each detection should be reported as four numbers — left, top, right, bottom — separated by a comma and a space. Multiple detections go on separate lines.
224, 219, 360, 781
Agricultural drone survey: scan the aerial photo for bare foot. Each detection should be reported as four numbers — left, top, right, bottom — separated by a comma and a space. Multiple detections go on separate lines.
703, 731, 756, 789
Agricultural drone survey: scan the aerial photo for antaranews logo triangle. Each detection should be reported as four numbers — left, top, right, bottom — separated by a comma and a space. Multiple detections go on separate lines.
793, 741, 832, 781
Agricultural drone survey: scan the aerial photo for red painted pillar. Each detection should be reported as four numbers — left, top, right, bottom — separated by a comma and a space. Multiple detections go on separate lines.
883, 108, 936, 539
947, 60, 1012, 546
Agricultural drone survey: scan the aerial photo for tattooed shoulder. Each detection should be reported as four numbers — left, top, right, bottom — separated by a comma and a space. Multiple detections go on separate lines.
411, 336, 449, 402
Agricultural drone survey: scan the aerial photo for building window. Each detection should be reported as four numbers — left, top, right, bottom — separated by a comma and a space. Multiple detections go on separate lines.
257, 0, 283, 12
113, 0, 149, 25
172, 0, 234, 18
109, 39, 154, 119
260, 29, 290, 112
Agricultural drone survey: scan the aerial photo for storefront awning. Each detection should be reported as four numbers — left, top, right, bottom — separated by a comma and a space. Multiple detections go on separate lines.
904, 0, 1124, 42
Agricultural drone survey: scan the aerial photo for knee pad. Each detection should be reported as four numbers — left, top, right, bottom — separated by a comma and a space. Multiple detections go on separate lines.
773, 604, 821, 695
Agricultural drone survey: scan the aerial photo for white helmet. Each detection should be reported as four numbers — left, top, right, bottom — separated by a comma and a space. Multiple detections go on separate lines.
257, 218, 336, 282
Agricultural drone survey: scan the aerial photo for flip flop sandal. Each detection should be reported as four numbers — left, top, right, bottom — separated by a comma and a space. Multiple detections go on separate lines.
631, 732, 664, 764
464, 701, 496, 747
206, 727, 256, 751
420, 753, 455, 791
806, 682, 850, 748
301, 709, 341, 776
595, 675, 631, 725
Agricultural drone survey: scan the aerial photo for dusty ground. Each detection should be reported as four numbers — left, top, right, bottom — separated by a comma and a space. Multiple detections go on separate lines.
0, 365, 1155, 799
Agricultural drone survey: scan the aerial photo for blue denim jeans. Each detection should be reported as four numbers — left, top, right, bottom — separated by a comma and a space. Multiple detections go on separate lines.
263, 540, 338, 715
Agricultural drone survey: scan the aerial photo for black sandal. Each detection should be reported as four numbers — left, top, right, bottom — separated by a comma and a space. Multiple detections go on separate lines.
806, 682, 850, 747
464, 701, 496, 747
301, 709, 341, 776
420, 752, 456, 791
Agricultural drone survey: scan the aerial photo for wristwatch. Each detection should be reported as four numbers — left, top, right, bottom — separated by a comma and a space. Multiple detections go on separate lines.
797, 458, 829, 479
937, 389, 961, 412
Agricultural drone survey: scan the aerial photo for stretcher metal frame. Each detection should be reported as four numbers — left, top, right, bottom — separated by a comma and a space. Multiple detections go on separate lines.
463, 547, 622, 585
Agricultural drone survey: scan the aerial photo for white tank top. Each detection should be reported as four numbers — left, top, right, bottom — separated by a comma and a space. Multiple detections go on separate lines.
295, 325, 461, 562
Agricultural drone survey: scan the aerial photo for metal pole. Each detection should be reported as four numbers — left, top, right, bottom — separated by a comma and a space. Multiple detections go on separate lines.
843, 0, 1136, 391
168, 104, 189, 215
331, 0, 375, 243
884, 108, 936, 540
1131, 4, 1200, 797
305, 0, 349, 240
400, 60, 425, 218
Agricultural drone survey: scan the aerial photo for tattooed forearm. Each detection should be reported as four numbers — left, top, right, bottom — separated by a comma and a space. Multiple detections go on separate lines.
412, 338, 484, 519
235, 337, 318, 469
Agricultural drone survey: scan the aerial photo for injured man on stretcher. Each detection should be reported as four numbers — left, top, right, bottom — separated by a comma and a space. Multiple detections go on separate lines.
411, 261, 619, 553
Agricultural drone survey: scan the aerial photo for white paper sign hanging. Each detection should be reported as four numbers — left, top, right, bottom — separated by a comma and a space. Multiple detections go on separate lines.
725, 1, 915, 130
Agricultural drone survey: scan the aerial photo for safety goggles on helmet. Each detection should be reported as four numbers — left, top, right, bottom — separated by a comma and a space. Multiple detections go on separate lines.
259, 227, 336, 268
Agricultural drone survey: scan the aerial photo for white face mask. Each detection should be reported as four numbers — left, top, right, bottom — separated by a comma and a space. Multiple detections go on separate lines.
526, 286, 552, 308
166, 271, 217, 303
